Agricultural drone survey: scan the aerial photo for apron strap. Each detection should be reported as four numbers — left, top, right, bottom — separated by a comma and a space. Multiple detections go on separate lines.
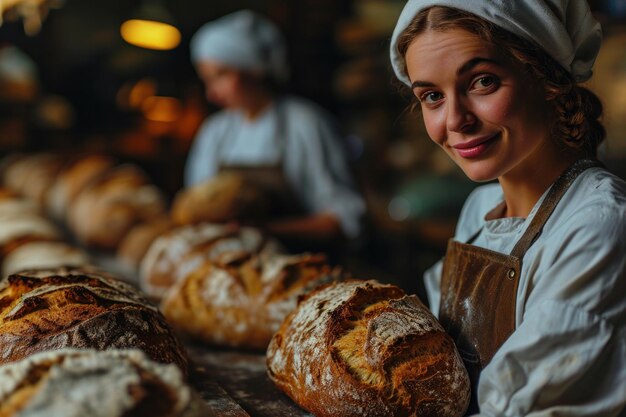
510, 159, 602, 259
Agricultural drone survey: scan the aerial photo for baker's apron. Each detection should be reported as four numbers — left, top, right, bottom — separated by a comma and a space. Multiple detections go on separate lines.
439, 159, 600, 414
217, 99, 303, 218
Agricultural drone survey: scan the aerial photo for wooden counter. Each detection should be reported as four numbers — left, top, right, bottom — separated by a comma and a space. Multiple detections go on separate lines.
187, 344, 314, 417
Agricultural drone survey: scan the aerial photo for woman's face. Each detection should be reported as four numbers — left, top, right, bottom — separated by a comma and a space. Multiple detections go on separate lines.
195, 60, 249, 109
405, 28, 553, 182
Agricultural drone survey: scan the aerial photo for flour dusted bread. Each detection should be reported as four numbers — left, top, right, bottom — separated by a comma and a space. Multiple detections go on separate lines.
0, 266, 188, 373
67, 164, 166, 250
162, 253, 344, 350
0, 348, 213, 417
2, 241, 89, 277
267, 280, 470, 417
140, 222, 283, 300
45, 154, 116, 220
116, 217, 173, 270
170, 172, 271, 225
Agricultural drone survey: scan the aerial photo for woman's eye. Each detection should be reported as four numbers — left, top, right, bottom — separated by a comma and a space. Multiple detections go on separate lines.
472, 76, 498, 91
420, 91, 444, 104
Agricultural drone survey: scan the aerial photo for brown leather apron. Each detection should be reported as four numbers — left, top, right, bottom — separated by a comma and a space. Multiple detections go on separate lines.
217, 99, 303, 218
439, 159, 600, 414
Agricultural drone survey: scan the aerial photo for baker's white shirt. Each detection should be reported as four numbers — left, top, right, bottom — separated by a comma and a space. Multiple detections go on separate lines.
424, 166, 626, 416
185, 96, 365, 238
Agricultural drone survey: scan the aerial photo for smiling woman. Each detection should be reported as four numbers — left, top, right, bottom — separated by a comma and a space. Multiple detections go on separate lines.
390, 1, 626, 416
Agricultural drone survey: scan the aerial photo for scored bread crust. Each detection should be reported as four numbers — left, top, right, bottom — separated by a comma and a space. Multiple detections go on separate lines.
266, 280, 470, 417
161, 253, 343, 350
0, 266, 188, 374
139, 223, 283, 300
0, 348, 213, 417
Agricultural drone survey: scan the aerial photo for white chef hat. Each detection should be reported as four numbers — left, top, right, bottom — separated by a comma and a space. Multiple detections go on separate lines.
390, 0, 602, 85
190, 10, 289, 83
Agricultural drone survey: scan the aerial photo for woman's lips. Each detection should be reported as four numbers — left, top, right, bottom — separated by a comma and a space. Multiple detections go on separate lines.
452, 134, 500, 158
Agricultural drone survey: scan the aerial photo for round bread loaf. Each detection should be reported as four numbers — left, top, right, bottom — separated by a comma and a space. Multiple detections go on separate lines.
139, 223, 283, 300
67, 164, 166, 250
116, 217, 173, 270
45, 154, 116, 221
266, 280, 470, 417
0, 348, 213, 417
0, 266, 188, 373
170, 172, 271, 226
2, 241, 89, 277
161, 253, 344, 350
1, 153, 65, 206
0, 214, 61, 263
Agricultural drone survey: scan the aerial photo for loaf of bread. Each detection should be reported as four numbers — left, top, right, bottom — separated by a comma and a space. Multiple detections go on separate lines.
0, 198, 40, 220
0, 214, 61, 263
140, 222, 283, 300
1, 153, 65, 206
162, 253, 344, 350
0, 266, 188, 373
266, 280, 470, 417
45, 154, 116, 220
2, 241, 89, 277
170, 172, 271, 225
67, 164, 166, 250
0, 348, 213, 417
116, 217, 173, 270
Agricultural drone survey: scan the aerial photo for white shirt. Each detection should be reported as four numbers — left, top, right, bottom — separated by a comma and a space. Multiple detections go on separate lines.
184, 96, 365, 238
424, 167, 626, 417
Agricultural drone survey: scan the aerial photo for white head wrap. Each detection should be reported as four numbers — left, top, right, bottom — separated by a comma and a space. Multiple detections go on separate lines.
190, 10, 289, 83
390, 0, 602, 85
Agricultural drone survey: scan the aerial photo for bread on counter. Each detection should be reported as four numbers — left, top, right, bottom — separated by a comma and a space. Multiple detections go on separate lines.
0, 348, 213, 417
1, 153, 65, 207
170, 172, 271, 226
0, 266, 188, 374
2, 241, 90, 277
116, 217, 174, 271
267, 280, 470, 417
45, 154, 116, 221
0, 214, 62, 264
162, 253, 344, 350
66, 164, 166, 250
139, 222, 283, 300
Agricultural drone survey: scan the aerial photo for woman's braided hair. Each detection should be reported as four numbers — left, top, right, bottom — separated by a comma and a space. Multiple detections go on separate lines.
397, 6, 605, 157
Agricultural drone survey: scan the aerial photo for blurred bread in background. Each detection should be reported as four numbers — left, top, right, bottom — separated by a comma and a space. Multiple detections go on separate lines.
2, 241, 89, 277
170, 172, 271, 226
116, 216, 174, 271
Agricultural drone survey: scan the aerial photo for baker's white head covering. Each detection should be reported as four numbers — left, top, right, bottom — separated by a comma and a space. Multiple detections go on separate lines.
390, 0, 602, 85
190, 10, 289, 83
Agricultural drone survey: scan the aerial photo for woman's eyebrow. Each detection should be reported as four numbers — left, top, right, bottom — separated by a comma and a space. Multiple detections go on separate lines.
411, 57, 501, 89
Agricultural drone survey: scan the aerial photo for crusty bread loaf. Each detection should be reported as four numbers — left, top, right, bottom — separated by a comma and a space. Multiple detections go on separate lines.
161, 253, 344, 350
140, 223, 283, 300
67, 164, 166, 250
1, 153, 65, 207
266, 280, 470, 417
45, 154, 116, 220
2, 241, 89, 277
0, 214, 62, 263
0, 198, 40, 220
116, 217, 173, 270
170, 172, 271, 225
0, 266, 188, 373
0, 348, 213, 417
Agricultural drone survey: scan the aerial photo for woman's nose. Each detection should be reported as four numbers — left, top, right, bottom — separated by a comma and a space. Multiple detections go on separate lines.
446, 96, 476, 133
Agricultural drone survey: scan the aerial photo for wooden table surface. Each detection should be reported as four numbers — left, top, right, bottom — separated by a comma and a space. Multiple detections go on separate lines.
187, 344, 314, 417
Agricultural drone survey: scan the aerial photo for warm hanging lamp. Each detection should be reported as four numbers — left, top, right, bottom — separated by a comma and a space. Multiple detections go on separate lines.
120, 0, 180, 50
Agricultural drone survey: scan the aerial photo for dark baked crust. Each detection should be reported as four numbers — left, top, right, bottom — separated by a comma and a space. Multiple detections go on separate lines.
266, 280, 470, 417
0, 266, 188, 374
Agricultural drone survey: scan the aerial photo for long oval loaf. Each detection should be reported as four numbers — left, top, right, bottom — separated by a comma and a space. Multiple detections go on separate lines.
0, 266, 188, 374
266, 280, 470, 417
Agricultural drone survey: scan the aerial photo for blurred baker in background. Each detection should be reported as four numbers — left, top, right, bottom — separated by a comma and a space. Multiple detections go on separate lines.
185, 10, 365, 251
